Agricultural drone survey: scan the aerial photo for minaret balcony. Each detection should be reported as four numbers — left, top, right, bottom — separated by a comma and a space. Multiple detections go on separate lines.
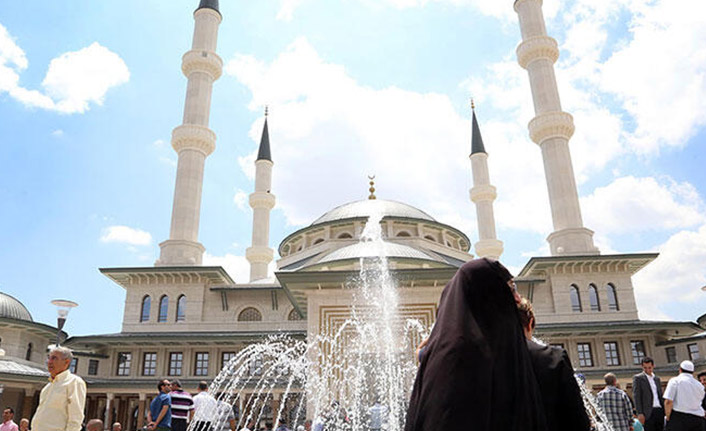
516, 36, 559, 69
246, 246, 274, 264
249, 191, 276, 210
469, 184, 497, 202
182, 49, 223, 80
171, 124, 216, 155
528, 111, 574, 145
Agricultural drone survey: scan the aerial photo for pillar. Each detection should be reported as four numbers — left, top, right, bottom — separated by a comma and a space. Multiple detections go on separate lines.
514, 0, 599, 256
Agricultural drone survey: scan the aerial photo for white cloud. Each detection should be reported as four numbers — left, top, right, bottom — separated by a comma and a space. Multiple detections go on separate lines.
0, 24, 129, 114
51, 129, 64, 137
153, 139, 165, 147
277, 0, 306, 21
633, 224, 706, 320
203, 253, 277, 283
582, 176, 705, 235
227, 37, 486, 231
41, 42, 130, 114
100, 225, 153, 246
233, 189, 249, 211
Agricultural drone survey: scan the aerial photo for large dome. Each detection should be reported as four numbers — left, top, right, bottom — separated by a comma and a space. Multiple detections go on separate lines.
0, 292, 33, 322
311, 199, 436, 226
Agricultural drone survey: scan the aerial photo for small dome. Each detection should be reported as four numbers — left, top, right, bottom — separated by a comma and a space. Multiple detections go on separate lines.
0, 292, 33, 322
312, 241, 441, 266
311, 199, 435, 226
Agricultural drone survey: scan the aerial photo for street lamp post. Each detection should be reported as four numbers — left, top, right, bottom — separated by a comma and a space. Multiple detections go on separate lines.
51, 299, 78, 346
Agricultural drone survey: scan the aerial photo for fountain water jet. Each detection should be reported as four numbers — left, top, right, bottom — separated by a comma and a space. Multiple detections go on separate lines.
197, 210, 428, 431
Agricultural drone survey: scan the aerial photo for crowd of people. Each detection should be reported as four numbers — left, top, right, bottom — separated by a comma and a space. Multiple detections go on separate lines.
5, 258, 705, 431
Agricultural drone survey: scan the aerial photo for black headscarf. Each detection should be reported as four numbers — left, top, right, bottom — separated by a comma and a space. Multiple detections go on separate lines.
404, 258, 547, 431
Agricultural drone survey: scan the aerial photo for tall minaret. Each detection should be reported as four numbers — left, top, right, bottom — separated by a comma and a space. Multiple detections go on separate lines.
245, 109, 275, 282
469, 102, 504, 259
514, 0, 599, 256
157, 0, 223, 266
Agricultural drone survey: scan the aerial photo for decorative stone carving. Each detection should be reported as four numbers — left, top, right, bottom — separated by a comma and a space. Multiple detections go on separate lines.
181, 49, 223, 80
528, 111, 575, 145
469, 184, 497, 202
171, 124, 216, 155
249, 191, 276, 210
516, 35, 559, 69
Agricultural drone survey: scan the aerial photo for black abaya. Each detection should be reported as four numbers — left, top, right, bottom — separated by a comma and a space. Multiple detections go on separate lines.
404, 258, 547, 431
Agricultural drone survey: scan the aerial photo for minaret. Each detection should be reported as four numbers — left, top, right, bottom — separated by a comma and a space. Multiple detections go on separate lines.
157, 0, 223, 266
245, 108, 275, 282
514, 0, 599, 256
468, 101, 504, 259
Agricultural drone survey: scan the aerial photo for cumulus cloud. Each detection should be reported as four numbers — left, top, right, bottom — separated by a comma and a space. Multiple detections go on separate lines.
0, 24, 129, 114
582, 176, 705, 235
227, 37, 483, 231
203, 253, 277, 283
100, 225, 152, 246
233, 189, 249, 211
277, 0, 306, 21
633, 225, 706, 320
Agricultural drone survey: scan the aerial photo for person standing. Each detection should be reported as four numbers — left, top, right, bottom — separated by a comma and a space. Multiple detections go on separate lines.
516, 298, 591, 431
147, 380, 172, 431
239, 419, 256, 431
633, 357, 665, 431
17, 419, 28, 431
663, 361, 705, 431
169, 380, 194, 431
597, 373, 634, 431
31, 346, 87, 431
1, 407, 19, 431
86, 419, 103, 431
215, 400, 236, 431
274, 418, 289, 431
698, 372, 706, 416
404, 258, 546, 431
192, 381, 217, 431
112, 422, 122, 431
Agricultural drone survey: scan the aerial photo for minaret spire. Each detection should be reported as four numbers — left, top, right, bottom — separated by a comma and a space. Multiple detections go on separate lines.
515, 0, 599, 256
468, 101, 503, 259
157, 0, 223, 266
246, 108, 276, 282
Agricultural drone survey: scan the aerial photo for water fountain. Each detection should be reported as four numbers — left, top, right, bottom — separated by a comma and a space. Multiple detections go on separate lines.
195, 211, 615, 431
197, 209, 428, 431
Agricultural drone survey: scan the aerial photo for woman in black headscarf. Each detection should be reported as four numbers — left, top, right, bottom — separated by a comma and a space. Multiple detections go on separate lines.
404, 258, 547, 431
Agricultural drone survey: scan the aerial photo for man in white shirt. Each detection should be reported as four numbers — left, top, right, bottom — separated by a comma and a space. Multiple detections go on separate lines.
193, 381, 218, 431
31, 346, 87, 431
664, 360, 705, 431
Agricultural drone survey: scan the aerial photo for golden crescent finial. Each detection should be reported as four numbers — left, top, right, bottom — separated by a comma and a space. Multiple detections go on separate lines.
265, 105, 269, 117
368, 175, 376, 200
471, 98, 475, 111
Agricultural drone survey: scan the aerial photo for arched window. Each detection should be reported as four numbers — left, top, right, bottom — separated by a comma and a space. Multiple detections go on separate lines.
158, 295, 169, 323
424, 235, 436, 242
140, 295, 151, 322
26, 343, 32, 361
313, 238, 324, 245
606, 284, 619, 311
337, 233, 353, 239
588, 284, 601, 311
570, 285, 582, 312
238, 307, 262, 322
288, 309, 302, 321
176, 295, 186, 322
282, 244, 290, 255
396, 231, 411, 237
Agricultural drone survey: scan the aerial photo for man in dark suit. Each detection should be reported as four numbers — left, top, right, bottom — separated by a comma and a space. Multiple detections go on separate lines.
633, 356, 665, 431
517, 298, 591, 431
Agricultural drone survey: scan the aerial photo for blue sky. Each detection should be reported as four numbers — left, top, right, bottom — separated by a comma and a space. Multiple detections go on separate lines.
1, 0, 705, 336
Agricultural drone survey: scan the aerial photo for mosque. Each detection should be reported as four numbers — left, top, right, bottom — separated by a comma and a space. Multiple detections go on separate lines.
1, 0, 705, 429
